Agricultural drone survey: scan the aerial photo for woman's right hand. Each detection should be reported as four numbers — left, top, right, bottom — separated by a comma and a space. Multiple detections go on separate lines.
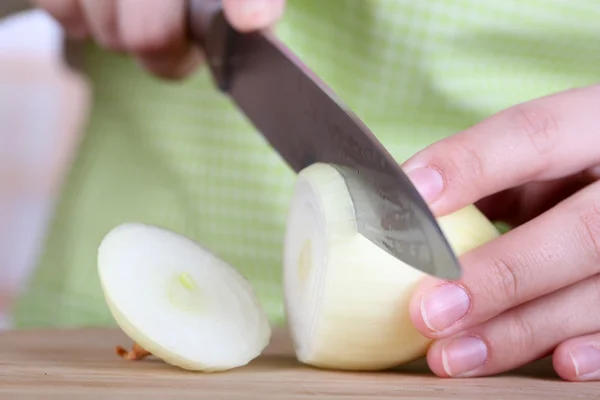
33, 0, 286, 79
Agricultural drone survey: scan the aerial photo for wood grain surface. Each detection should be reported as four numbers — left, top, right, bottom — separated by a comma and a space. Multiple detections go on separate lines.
0, 326, 597, 399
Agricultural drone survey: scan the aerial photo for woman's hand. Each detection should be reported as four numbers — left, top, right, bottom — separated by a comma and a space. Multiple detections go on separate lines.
403, 84, 600, 381
33, 0, 286, 79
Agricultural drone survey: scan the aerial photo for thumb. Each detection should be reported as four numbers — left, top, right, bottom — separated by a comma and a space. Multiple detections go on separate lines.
223, 0, 286, 32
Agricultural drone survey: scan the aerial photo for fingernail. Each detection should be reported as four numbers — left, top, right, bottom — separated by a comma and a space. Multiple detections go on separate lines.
441, 336, 488, 377
570, 345, 600, 379
238, 0, 283, 25
421, 283, 470, 332
406, 167, 444, 204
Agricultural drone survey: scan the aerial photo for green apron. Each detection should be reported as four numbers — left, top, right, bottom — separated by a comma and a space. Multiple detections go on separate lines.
14, 0, 600, 328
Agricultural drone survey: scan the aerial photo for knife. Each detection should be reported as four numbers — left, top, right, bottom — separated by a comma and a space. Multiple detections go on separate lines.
186, 0, 462, 280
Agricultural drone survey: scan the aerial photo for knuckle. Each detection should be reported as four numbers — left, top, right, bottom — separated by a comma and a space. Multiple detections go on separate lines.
442, 137, 487, 189
590, 274, 600, 302
510, 104, 560, 158
504, 311, 536, 352
459, 142, 486, 182
589, 274, 600, 300
485, 256, 519, 301
578, 202, 600, 262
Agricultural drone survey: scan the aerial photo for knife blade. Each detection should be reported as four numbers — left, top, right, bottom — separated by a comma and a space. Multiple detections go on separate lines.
186, 0, 462, 280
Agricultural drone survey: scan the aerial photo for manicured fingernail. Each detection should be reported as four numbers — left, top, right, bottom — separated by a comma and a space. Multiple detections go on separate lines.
441, 336, 488, 377
421, 283, 470, 331
570, 345, 600, 379
406, 167, 444, 204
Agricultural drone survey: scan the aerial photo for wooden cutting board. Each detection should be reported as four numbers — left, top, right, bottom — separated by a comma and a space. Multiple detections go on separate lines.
0, 326, 597, 399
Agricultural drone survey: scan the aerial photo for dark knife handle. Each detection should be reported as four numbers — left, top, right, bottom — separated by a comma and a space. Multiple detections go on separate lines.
186, 0, 235, 91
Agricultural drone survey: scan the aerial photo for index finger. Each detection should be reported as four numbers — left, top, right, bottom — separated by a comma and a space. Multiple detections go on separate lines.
408, 178, 600, 339
402, 84, 600, 217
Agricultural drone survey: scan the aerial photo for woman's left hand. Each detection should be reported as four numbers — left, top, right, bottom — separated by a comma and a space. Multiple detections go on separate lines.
402, 84, 600, 381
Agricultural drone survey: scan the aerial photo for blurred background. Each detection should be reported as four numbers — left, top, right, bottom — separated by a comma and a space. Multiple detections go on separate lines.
0, 1, 89, 330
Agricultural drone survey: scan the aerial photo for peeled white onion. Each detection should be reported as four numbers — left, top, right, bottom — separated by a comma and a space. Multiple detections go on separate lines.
97, 223, 271, 372
283, 162, 499, 371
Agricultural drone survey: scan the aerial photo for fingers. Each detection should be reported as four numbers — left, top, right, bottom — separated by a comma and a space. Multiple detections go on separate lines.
425, 273, 600, 377
33, 0, 88, 39
554, 333, 600, 381
223, 0, 286, 32
117, 0, 203, 79
35, 0, 286, 79
409, 180, 600, 338
80, 0, 121, 50
402, 84, 600, 217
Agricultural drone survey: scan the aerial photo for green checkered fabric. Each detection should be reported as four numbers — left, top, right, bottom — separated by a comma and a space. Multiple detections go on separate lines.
13, 0, 600, 328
